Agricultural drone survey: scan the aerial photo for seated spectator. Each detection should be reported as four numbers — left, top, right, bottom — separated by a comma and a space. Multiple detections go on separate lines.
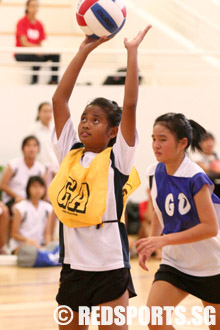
191, 132, 220, 197
27, 102, 58, 169
15, 0, 60, 85
27, 101, 59, 238
9, 176, 52, 254
0, 202, 10, 254
0, 136, 46, 215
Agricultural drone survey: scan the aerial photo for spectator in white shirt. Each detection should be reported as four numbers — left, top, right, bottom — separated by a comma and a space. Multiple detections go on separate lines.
0, 135, 46, 214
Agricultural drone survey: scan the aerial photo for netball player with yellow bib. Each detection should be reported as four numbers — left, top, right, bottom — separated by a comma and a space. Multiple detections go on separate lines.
49, 26, 152, 329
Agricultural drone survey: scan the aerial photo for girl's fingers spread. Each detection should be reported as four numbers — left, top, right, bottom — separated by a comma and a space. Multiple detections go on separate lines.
124, 25, 152, 48
136, 25, 152, 45
139, 25, 152, 40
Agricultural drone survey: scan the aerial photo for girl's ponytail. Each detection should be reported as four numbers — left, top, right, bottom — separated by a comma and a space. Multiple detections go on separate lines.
188, 119, 207, 152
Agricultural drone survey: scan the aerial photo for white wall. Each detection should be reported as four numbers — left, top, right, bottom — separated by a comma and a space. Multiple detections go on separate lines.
1, 85, 220, 201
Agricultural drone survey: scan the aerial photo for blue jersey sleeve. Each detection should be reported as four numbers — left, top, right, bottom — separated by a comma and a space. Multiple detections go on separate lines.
190, 172, 214, 196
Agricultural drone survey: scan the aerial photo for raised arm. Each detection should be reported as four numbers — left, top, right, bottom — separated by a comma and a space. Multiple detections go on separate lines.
52, 36, 110, 139
121, 25, 152, 146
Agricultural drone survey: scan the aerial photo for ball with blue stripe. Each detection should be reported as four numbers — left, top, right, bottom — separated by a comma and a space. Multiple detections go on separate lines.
76, 0, 126, 38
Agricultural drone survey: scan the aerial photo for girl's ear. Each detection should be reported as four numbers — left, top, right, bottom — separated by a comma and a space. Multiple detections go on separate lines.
181, 137, 188, 150
108, 126, 118, 139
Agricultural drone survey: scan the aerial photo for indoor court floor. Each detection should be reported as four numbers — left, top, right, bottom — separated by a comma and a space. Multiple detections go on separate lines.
0, 257, 208, 330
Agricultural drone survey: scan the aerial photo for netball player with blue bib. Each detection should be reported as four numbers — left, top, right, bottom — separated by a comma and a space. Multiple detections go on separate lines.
136, 113, 220, 329
49, 26, 152, 329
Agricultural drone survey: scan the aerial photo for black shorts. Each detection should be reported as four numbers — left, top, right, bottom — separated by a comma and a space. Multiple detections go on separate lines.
5, 198, 15, 216
56, 264, 136, 312
154, 264, 220, 304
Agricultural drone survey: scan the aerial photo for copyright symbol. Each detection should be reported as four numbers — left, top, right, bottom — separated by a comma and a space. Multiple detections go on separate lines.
54, 305, 74, 325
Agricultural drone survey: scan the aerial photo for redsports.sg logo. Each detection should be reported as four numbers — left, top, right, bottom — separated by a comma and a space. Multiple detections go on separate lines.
54, 305, 216, 326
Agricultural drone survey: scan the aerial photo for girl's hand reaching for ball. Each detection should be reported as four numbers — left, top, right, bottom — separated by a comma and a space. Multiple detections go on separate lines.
124, 25, 152, 50
79, 35, 111, 54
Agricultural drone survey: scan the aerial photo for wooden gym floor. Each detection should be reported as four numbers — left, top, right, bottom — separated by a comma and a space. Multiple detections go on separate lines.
0, 257, 208, 330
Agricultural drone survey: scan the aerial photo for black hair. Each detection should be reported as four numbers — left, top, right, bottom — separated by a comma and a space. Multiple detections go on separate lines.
36, 102, 51, 121
26, 176, 46, 199
154, 112, 207, 152
86, 97, 122, 146
25, 0, 37, 15
21, 135, 40, 150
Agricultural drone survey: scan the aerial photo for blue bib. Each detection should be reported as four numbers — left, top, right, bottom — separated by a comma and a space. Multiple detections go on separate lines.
154, 162, 218, 234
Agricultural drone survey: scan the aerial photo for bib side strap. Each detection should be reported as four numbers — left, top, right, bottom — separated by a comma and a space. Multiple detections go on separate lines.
96, 220, 119, 230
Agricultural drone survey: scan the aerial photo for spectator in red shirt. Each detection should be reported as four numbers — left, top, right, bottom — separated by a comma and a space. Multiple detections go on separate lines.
15, 0, 60, 84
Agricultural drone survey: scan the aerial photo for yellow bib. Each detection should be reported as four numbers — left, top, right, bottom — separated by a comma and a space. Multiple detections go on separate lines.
48, 147, 140, 228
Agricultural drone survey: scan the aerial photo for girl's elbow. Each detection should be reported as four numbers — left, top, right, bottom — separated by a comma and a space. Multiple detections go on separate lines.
52, 95, 58, 106
52, 92, 63, 106
212, 227, 219, 237
52, 95, 67, 112
208, 224, 219, 237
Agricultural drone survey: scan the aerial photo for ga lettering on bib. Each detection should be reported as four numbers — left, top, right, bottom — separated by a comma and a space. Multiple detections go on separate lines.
48, 147, 140, 228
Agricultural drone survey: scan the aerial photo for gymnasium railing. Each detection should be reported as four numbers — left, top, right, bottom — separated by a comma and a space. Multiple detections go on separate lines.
1, 46, 220, 86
